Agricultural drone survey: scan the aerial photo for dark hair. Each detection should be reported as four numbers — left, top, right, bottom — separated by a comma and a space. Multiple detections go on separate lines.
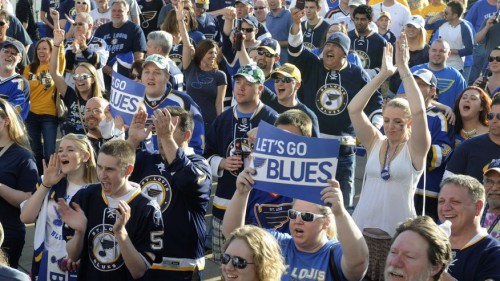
194, 39, 219, 70
130, 59, 144, 77
165, 106, 194, 133
29, 38, 54, 74
305, 0, 322, 8
161, 7, 198, 34
492, 95, 500, 107
453, 86, 492, 131
447, 1, 464, 17
353, 4, 373, 21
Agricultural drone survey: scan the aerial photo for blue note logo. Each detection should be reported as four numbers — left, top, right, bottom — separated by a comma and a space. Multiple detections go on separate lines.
140, 175, 172, 213
315, 83, 348, 115
89, 224, 124, 271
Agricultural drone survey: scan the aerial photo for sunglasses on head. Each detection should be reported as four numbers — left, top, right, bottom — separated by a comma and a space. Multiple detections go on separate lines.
288, 209, 325, 222
274, 76, 293, 83
72, 73, 93, 80
221, 253, 254, 269
129, 73, 141, 80
257, 49, 275, 58
241, 27, 255, 33
489, 56, 500, 62
487, 112, 500, 121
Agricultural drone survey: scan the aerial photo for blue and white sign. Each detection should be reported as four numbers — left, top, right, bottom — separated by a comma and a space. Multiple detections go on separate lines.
110, 71, 145, 125
251, 121, 340, 205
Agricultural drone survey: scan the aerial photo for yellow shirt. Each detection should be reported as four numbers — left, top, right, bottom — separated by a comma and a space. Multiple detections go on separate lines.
23, 47, 66, 116
370, 0, 410, 9
421, 3, 446, 42
408, 0, 429, 15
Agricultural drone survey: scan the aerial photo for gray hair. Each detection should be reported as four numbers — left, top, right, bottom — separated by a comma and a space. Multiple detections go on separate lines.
76, 12, 93, 24
147, 31, 173, 55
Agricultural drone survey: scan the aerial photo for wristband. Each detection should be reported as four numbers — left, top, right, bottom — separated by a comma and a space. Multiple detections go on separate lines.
54, 44, 60, 48
41, 182, 52, 189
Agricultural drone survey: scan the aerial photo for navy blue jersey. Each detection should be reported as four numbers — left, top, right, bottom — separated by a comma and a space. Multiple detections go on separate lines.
266, 97, 321, 138
289, 45, 383, 137
380, 30, 396, 45
64, 35, 108, 71
301, 19, 331, 50
0, 144, 38, 240
0, 74, 30, 120
94, 21, 147, 75
204, 104, 278, 220
130, 149, 212, 278
144, 86, 205, 155
416, 107, 453, 197
63, 184, 164, 280
348, 30, 387, 70
61, 87, 87, 135
448, 235, 500, 280
195, 13, 222, 45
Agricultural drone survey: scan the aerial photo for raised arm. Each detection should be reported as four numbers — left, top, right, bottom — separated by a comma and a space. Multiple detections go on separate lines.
50, 29, 69, 97
396, 34, 431, 171
222, 167, 255, 238
347, 45, 395, 151
321, 180, 368, 281
177, 2, 194, 70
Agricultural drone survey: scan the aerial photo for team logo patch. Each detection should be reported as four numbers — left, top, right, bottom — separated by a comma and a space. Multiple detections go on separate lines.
111, 38, 118, 45
170, 53, 182, 67
303, 41, 315, 51
88, 223, 124, 271
140, 175, 172, 212
315, 83, 349, 115
355, 50, 370, 69
226, 138, 252, 177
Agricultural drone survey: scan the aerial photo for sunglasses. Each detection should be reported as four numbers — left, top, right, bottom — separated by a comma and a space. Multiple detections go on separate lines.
288, 209, 325, 222
488, 56, 500, 62
487, 112, 500, 121
254, 6, 266, 10
72, 73, 93, 80
221, 253, 254, 269
274, 76, 293, 83
0, 21, 5, 26
129, 73, 141, 80
76, 1, 88, 4
72, 22, 86, 26
257, 49, 275, 58
85, 108, 103, 114
241, 27, 255, 33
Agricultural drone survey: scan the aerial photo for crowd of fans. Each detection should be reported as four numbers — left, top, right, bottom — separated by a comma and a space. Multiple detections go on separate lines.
0, 0, 499, 279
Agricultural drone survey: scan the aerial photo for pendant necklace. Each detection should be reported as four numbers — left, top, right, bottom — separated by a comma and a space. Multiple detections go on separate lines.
381, 140, 401, 181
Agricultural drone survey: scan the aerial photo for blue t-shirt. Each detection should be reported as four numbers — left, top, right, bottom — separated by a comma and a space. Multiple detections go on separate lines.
464, 0, 497, 32
266, 9, 293, 62
270, 230, 348, 281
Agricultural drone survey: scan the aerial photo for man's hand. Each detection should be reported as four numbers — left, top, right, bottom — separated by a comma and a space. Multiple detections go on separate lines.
291, 7, 304, 25
53, 29, 66, 46
152, 108, 178, 141
221, 155, 244, 172
57, 199, 88, 233
128, 111, 152, 144
113, 200, 132, 236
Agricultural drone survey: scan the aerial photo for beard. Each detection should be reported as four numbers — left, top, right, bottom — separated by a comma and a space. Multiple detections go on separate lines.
384, 265, 433, 281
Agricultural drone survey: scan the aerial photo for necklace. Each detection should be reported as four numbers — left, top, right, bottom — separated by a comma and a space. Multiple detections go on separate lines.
461, 128, 477, 138
381, 140, 402, 181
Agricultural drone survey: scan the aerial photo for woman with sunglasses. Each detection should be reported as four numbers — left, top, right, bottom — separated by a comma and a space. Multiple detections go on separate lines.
50, 28, 103, 136
63, 0, 91, 39
473, 47, 500, 98
20, 133, 97, 280
222, 225, 285, 281
0, 99, 39, 269
452, 86, 492, 148
22, 37, 64, 172
347, 37, 430, 281
223, 174, 368, 281
178, 1, 227, 130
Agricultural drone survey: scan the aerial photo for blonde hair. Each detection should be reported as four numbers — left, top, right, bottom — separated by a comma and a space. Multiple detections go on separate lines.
0, 99, 31, 151
404, 24, 426, 50
60, 133, 98, 183
384, 98, 411, 119
223, 225, 285, 281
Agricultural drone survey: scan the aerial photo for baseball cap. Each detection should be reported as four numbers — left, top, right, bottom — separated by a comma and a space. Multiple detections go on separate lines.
1, 40, 24, 54
484, 159, 500, 176
143, 54, 170, 71
241, 15, 259, 28
325, 32, 351, 56
377, 11, 391, 21
348, 0, 365, 7
406, 15, 425, 29
271, 63, 301, 82
195, 0, 209, 9
412, 69, 437, 88
233, 63, 265, 84
258, 38, 280, 56
236, 0, 254, 6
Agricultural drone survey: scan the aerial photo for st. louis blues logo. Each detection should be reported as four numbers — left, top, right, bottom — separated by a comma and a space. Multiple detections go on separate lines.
140, 175, 172, 213
316, 83, 349, 115
88, 224, 124, 271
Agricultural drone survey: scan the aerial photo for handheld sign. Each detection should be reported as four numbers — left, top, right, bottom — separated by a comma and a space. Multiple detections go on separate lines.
110, 71, 145, 125
251, 121, 340, 205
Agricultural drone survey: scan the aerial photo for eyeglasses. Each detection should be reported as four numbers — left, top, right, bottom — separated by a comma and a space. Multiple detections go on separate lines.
484, 178, 500, 188
257, 49, 275, 58
72, 73, 93, 80
0, 21, 5, 26
274, 77, 293, 83
241, 27, 255, 33
488, 56, 500, 62
85, 108, 103, 114
72, 22, 86, 26
76, 1, 88, 4
129, 73, 141, 80
254, 6, 266, 10
487, 112, 500, 121
288, 209, 325, 222
221, 253, 254, 269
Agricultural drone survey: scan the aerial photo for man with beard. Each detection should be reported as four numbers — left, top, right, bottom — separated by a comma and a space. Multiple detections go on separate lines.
0, 41, 29, 120
84, 97, 109, 152
348, 4, 386, 78
288, 7, 383, 210
482, 159, 500, 240
384, 216, 452, 281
